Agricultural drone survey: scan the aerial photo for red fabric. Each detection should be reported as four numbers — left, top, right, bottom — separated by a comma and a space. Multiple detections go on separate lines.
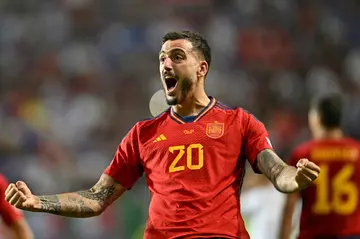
289, 138, 360, 238
0, 174, 23, 226
104, 125, 143, 190
105, 100, 272, 239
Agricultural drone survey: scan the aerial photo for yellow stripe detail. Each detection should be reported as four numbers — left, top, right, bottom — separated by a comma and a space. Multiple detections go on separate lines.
160, 134, 167, 140
194, 98, 216, 122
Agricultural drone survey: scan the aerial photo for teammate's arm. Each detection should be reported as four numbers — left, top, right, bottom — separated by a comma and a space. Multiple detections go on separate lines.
257, 149, 319, 193
9, 218, 34, 239
279, 192, 300, 239
5, 174, 126, 218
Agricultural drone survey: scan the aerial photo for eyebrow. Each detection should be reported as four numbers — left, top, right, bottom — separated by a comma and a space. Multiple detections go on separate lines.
158, 48, 185, 56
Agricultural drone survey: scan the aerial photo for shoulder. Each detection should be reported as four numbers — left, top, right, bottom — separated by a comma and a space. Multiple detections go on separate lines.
286, 140, 314, 165
124, 109, 170, 140
134, 108, 170, 130
214, 101, 257, 119
214, 101, 238, 112
214, 101, 265, 129
292, 140, 316, 156
344, 137, 360, 147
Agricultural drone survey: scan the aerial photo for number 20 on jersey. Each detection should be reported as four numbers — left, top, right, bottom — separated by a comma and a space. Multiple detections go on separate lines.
168, 144, 204, 173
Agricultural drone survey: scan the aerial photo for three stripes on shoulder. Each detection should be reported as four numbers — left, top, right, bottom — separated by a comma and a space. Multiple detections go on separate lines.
153, 134, 167, 142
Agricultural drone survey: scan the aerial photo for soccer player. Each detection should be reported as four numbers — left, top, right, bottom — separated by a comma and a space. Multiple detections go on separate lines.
5, 30, 320, 239
280, 93, 360, 239
0, 174, 33, 239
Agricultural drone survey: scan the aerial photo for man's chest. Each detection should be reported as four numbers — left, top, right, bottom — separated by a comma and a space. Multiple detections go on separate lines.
139, 121, 244, 179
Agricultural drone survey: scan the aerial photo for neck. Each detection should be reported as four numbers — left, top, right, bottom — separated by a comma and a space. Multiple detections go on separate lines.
318, 128, 344, 140
172, 88, 210, 117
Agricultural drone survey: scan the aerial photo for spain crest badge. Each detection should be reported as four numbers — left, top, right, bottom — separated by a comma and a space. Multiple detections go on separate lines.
206, 121, 224, 139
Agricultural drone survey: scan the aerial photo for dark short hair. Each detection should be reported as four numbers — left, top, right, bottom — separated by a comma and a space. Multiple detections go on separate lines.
162, 30, 212, 68
311, 93, 344, 129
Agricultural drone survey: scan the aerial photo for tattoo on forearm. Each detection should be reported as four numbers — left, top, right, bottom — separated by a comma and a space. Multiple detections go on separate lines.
37, 184, 117, 217
257, 149, 298, 193
257, 150, 286, 183
39, 195, 61, 215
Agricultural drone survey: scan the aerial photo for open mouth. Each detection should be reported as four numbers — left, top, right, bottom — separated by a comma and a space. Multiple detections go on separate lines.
165, 77, 178, 92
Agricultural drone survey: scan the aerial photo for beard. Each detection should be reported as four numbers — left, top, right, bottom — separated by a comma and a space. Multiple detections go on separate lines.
165, 77, 193, 105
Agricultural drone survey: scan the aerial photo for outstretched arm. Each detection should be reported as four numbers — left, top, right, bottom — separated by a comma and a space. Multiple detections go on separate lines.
5, 174, 126, 218
257, 149, 320, 193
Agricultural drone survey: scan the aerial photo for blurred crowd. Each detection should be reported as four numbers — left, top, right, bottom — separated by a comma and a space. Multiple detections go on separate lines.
1, 0, 360, 238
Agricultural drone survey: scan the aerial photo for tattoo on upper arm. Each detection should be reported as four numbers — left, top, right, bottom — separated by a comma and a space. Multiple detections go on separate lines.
257, 149, 286, 184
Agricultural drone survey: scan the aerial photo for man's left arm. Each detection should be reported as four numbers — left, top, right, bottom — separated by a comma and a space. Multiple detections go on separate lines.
241, 110, 320, 194
257, 149, 320, 193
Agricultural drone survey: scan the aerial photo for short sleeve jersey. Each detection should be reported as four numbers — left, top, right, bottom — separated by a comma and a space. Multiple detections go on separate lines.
104, 97, 273, 239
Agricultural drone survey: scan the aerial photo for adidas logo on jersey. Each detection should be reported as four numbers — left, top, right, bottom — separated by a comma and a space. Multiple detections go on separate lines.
153, 134, 167, 142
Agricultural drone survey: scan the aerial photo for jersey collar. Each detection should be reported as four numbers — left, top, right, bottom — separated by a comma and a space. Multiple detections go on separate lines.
170, 97, 217, 124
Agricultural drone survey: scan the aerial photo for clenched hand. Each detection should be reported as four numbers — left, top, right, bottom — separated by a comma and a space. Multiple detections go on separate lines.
295, 158, 321, 190
5, 181, 39, 211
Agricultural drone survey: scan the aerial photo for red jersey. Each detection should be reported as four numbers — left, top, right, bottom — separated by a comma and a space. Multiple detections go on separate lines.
0, 174, 23, 227
104, 97, 273, 239
289, 137, 360, 239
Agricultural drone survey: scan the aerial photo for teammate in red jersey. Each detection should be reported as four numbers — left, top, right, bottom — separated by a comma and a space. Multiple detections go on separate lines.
0, 174, 33, 239
5, 30, 320, 239
280, 93, 360, 239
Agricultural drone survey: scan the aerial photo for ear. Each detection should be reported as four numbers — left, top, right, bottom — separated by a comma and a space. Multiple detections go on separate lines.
197, 61, 208, 78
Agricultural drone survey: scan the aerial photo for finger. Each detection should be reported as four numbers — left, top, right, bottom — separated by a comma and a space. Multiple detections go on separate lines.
296, 158, 309, 168
14, 191, 26, 208
298, 167, 318, 181
305, 162, 321, 173
9, 193, 21, 206
295, 171, 313, 185
5, 183, 15, 196
16, 181, 31, 196
5, 187, 18, 202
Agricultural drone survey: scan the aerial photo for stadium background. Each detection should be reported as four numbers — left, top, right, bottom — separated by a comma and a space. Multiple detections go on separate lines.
1, 0, 360, 238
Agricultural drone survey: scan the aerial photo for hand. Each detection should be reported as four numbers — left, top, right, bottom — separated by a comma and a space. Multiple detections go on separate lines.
5, 181, 39, 211
295, 158, 320, 190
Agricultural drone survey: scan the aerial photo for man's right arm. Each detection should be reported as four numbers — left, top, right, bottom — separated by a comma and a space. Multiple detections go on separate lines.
6, 123, 142, 218
5, 174, 126, 218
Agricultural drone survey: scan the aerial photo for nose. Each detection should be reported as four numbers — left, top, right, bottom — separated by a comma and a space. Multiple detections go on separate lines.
163, 57, 172, 72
